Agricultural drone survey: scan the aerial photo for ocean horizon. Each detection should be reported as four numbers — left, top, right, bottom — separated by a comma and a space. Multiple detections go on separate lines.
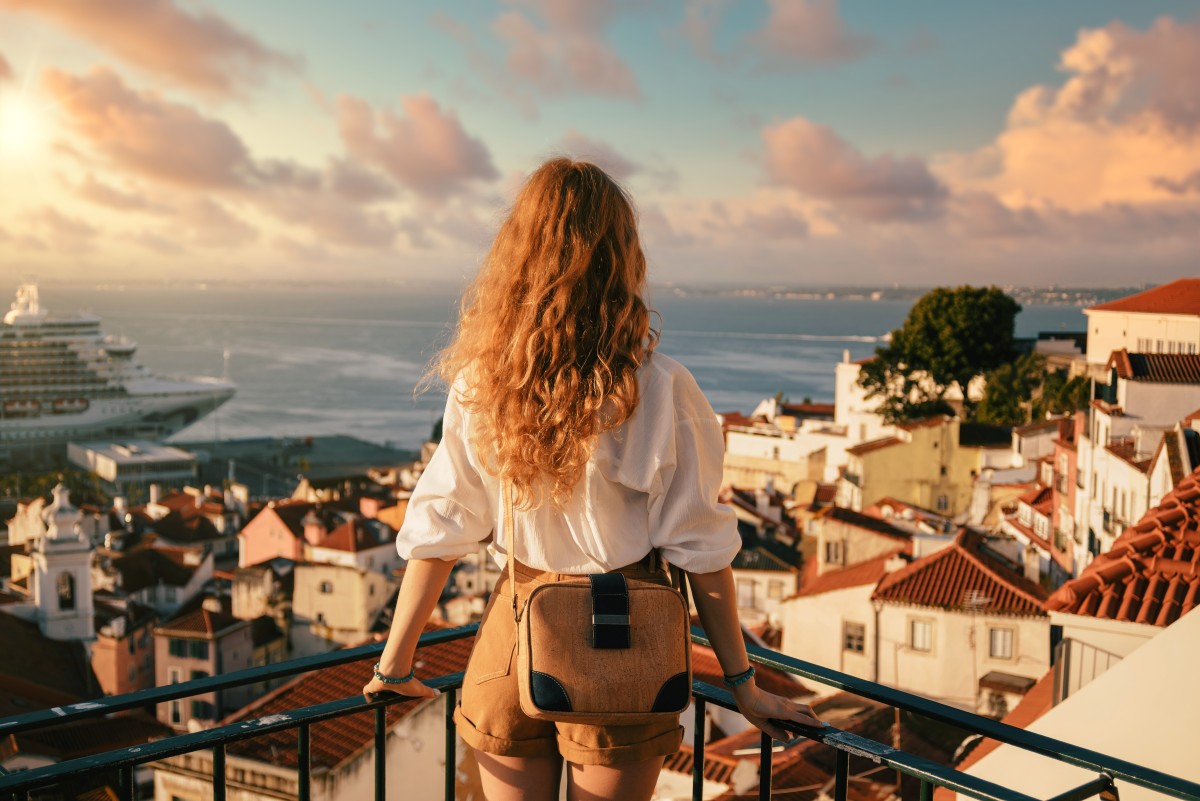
8, 283, 1088, 453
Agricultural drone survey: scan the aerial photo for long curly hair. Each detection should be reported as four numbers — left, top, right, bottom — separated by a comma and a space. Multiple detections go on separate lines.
430, 158, 658, 508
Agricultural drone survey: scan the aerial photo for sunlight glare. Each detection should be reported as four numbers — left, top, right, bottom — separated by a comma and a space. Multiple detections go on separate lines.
0, 92, 45, 157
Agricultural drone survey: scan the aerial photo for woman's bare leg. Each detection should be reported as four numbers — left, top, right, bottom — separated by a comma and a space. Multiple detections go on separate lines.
475, 750, 563, 801
566, 755, 666, 801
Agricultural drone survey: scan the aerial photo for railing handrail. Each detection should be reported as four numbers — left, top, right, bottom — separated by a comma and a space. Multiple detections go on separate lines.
0, 625, 1195, 801
696, 628, 1200, 801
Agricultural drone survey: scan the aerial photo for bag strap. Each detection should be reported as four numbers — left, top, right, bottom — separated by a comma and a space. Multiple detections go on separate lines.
505, 481, 521, 621
504, 480, 693, 622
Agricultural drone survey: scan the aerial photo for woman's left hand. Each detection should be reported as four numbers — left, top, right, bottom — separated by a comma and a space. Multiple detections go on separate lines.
732, 682, 824, 742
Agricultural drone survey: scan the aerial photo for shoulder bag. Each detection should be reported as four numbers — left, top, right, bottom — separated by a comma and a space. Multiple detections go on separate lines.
505, 484, 693, 724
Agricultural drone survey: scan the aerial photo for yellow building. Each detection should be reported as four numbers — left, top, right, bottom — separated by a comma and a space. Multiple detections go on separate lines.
838, 416, 1008, 517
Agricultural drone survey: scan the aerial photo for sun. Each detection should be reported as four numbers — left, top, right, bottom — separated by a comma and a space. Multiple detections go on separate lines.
0, 91, 46, 157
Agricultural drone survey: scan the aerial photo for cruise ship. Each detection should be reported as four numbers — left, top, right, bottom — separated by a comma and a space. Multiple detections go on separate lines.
0, 285, 236, 468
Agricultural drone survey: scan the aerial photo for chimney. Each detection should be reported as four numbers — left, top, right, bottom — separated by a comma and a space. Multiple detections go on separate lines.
842, 349, 850, 363
302, 509, 325, 546
149, 484, 160, 505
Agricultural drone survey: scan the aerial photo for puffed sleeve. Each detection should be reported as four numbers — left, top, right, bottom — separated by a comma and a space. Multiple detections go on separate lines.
647, 375, 742, 574
395, 387, 493, 562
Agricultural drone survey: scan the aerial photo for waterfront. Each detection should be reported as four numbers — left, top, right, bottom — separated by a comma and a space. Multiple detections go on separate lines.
5, 283, 1087, 452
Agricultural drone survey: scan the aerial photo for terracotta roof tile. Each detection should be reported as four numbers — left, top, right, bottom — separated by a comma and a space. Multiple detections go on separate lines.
780, 402, 836, 419
110, 545, 201, 593
224, 627, 473, 771
692, 643, 808, 699
1107, 349, 1200, 384
1105, 437, 1153, 474
872, 530, 1048, 616
1088, 279, 1200, 316
0, 713, 170, 762
1046, 467, 1200, 627
791, 549, 905, 598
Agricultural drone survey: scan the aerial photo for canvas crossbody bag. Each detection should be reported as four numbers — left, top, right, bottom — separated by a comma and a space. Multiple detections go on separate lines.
504, 484, 693, 725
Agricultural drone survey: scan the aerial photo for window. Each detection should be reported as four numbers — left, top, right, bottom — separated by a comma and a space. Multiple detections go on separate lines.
57, 572, 76, 611
190, 670, 209, 681
169, 700, 182, 725
168, 638, 188, 658
736, 579, 756, 609
164, 586, 177, 604
936, 495, 949, 512
843, 622, 865, 654
824, 540, 843, 566
128, 665, 137, 685
909, 619, 933, 652
319, 581, 333, 594
989, 627, 1014, 660
128, 636, 137, 655
188, 640, 209, 660
168, 667, 182, 684
190, 700, 215, 720
767, 580, 784, 600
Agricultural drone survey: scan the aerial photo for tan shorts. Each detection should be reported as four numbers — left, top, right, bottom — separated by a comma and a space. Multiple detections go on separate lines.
453, 556, 685, 766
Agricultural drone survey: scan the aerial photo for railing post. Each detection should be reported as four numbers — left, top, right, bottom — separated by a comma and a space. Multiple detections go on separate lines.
298, 722, 311, 801
835, 748, 849, 801
759, 731, 773, 801
212, 744, 226, 801
445, 689, 457, 801
118, 764, 134, 801
693, 698, 706, 801
920, 779, 933, 801
375, 706, 387, 801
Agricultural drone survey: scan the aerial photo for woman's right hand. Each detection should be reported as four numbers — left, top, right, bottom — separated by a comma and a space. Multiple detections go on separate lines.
732, 681, 824, 742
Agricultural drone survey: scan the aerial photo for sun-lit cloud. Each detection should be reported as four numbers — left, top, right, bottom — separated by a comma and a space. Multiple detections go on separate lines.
336, 94, 499, 201
24, 206, 99, 252
69, 174, 170, 214
763, 116, 947, 222
933, 16, 1200, 212
755, 0, 874, 67
42, 66, 255, 187
0, 0, 298, 98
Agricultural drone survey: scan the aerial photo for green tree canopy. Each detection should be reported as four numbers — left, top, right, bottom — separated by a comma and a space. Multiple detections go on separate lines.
860, 286, 1021, 424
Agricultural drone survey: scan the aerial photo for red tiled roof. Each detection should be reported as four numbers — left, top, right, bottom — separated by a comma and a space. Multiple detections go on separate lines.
157, 600, 245, 638
821, 507, 912, 542
225, 627, 473, 771
662, 742, 744, 786
791, 549, 905, 598
846, 436, 903, 456
1105, 437, 1153, 474
1016, 485, 1052, 510
692, 643, 808, 699
1107, 349, 1200, 384
1088, 279, 1200, 316
872, 530, 1048, 616
780, 402, 836, 418
110, 545, 202, 593
1046, 468, 1200, 626
0, 713, 170, 762
814, 484, 838, 504
898, 415, 951, 432
864, 497, 950, 526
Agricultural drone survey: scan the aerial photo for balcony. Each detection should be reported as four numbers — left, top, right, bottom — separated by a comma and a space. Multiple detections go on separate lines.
1, 626, 1196, 801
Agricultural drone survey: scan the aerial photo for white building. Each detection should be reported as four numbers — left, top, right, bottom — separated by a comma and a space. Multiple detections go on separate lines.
1083, 279, 1200, 365
29, 485, 95, 641
67, 440, 197, 495
870, 529, 1051, 715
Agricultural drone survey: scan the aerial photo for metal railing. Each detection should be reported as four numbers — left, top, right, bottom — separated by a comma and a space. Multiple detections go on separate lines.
1, 625, 1197, 801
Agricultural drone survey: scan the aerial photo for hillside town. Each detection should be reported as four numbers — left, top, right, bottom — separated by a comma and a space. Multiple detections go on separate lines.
1, 279, 1198, 801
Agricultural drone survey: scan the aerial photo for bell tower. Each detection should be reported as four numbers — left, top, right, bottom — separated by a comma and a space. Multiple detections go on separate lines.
32, 484, 95, 641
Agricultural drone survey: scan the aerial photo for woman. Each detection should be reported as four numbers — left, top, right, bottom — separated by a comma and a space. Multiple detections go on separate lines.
364, 159, 822, 801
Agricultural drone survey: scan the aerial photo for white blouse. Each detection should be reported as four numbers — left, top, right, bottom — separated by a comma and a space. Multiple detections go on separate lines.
394, 352, 741, 574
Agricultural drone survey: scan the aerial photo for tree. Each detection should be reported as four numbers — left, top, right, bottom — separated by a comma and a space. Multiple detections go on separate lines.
976, 355, 1093, 426
859, 286, 1021, 424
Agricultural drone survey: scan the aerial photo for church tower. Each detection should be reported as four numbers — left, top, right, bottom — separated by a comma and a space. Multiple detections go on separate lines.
32, 484, 95, 640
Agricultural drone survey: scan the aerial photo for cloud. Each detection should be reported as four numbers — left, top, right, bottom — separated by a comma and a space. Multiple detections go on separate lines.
175, 197, 258, 247
325, 158, 396, 203
336, 94, 498, 200
70, 174, 170, 214
42, 66, 256, 188
0, 0, 298, 97
556, 129, 640, 181
24, 207, 99, 251
677, 0, 731, 63
763, 116, 947, 222
1153, 169, 1200, 196
934, 16, 1200, 212
755, 0, 874, 67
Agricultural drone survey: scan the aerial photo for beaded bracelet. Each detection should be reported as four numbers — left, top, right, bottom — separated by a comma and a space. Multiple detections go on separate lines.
723, 665, 756, 688
373, 662, 416, 685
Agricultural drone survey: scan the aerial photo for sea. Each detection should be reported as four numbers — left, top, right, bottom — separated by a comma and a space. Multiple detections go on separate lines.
17, 284, 1089, 454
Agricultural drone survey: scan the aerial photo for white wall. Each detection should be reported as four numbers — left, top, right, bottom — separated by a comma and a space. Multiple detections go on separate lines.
779, 584, 877, 692
1085, 310, 1200, 364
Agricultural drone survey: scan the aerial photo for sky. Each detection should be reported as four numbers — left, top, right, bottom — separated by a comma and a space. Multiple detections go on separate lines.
1, 0, 1199, 288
